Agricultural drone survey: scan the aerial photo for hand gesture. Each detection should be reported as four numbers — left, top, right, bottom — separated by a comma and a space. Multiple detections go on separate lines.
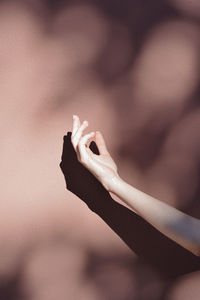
71, 115, 119, 191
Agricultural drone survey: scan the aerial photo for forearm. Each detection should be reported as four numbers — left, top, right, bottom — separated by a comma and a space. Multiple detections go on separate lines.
109, 177, 200, 256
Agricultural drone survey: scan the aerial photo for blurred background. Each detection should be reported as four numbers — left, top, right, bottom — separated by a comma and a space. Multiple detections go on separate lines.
0, 0, 200, 299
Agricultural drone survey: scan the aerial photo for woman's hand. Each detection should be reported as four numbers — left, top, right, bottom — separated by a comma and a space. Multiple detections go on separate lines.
71, 115, 120, 191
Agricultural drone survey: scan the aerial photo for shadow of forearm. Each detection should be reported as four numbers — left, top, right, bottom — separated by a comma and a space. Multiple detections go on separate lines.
80, 182, 200, 279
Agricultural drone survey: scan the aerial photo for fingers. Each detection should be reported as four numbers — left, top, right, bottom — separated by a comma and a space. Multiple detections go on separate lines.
78, 132, 95, 164
78, 131, 95, 161
71, 116, 106, 163
95, 131, 109, 155
72, 117, 89, 150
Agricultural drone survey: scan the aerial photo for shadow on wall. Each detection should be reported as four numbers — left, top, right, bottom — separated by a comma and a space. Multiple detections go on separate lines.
59, 132, 200, 299
60, 132, 200, 280
0, 268, 25, 300
0, 0, 200, 299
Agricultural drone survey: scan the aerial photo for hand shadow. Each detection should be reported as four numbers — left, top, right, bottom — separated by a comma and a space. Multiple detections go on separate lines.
60, 132, 200, 279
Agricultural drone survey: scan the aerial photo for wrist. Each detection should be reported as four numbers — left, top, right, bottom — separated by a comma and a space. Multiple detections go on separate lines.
106, 175, 124, 193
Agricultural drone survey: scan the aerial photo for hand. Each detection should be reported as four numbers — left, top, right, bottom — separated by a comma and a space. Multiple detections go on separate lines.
59, 131, 111, 211
71, 115, 120, 191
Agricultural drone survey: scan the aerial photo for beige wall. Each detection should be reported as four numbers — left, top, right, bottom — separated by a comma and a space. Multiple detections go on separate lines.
0, 1, 199, 299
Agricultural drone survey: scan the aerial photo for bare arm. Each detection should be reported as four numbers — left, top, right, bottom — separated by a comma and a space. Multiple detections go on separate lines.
71, 115, 200, 256
108, 176, 200, 256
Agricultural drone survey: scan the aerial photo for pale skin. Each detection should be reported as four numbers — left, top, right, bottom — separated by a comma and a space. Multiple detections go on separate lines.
71, 115, 200, 257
